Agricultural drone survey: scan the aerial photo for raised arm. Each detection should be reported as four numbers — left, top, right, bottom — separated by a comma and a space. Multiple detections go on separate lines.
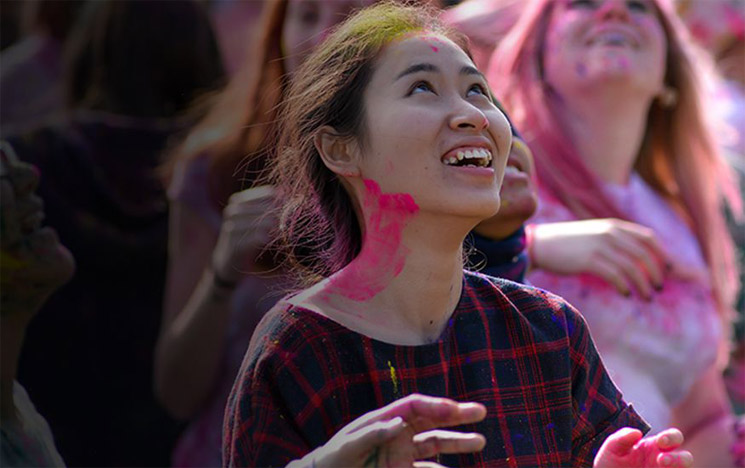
154, 185, 275, 419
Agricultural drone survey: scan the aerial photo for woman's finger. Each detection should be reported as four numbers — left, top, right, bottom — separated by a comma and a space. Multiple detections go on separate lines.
609, 230, 664, 288
404, 397, 486, 432
16, 194, 44, 234
599, 249, 653, 300
1, 179, 22, 248
8, 162, 40, 197
335, 417, 405, 454
656, 450, 693, 468
412, 463, 448, 468
653, 428, 684, 451
625, 223, 671, 268
227, 185, 275, 205
590, 256, 632, 296
413, 430, 486, 459
341, 394, 481, 435
223, 202, 275, 221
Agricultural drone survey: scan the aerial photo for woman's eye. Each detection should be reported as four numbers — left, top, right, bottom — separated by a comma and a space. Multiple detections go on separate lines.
409, 81, 435, 95
467, 83, 488, 97
626, 0, 650, 12
567, 0, 596, 9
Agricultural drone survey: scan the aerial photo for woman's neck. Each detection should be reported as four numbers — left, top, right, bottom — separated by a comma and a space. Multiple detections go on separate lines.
555, 91, 652, 185
296, 183, 474, 345
317, 221, 466, 345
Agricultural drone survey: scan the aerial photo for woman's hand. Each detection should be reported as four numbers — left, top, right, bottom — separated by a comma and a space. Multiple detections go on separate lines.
0, 144, 74, 317
594, 428, 693, 468
288, 394, 487, 468
530, 219, 677, 300
211, 185, 277, 282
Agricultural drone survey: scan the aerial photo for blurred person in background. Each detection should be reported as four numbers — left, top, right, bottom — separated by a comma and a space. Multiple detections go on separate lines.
489, 0, 743, 465
209, 0, 266, 76
0, 144, 73, 467
0, 0, 85, 133
4, 1, 224, 465
676, 0, 744, 158
468, 123, 538, 283
1, 1, 23, 51
676, 0, 745, 413
441, 0, 524, 70
154, 1, 421, 465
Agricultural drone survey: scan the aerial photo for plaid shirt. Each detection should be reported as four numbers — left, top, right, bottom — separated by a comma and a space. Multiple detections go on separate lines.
224, 271, 649, 467
469, 227, 529, 283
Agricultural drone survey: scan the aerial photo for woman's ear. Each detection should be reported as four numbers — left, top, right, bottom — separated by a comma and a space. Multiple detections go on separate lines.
314, 126, 361, 178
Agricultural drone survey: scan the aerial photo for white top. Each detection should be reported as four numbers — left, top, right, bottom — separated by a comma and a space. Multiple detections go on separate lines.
527, 172, 721, 432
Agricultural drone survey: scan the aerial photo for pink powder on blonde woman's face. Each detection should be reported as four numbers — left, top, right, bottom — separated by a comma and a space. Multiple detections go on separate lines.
325, 179, 419, 301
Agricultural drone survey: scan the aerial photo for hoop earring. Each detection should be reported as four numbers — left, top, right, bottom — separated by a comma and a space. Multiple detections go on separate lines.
657, 86, 678, 108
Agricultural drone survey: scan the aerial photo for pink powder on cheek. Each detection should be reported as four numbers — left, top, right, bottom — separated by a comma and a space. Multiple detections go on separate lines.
324, 179, 419, 301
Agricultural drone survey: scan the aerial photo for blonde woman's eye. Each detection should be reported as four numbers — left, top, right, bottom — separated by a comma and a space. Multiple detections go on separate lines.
627, 0, 650, 12
409, 81, 435, 95
568, 0, 596, 9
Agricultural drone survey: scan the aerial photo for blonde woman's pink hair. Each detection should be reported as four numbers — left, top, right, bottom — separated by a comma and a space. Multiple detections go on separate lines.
488, 0, 741, 318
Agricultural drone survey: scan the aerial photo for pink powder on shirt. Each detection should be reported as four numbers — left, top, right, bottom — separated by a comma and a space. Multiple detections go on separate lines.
325, 179, 419, 301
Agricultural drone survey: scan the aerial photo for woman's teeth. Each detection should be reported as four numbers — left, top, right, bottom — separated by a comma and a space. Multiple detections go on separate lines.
444, 148, 492, 168
504, 165, 523, 176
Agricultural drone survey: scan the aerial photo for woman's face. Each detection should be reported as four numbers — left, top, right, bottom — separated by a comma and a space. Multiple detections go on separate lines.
542, 0, 668, 102
283, 0, 375, 74
353, 33, 512, 222
475, 135, 538, 237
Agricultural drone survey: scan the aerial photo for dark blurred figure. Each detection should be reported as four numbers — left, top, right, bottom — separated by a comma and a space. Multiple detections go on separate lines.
0, 0, 85, 133
4, 1, 225, 466
0, 1, 23, 51
0, 144, 73, 468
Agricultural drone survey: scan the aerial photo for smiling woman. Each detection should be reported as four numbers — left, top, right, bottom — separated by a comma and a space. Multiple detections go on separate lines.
222, 3, 693, 467
488, 0, 742, 465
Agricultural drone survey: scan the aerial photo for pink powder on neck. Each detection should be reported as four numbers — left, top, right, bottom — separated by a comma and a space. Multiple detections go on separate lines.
325, 179, 419, 301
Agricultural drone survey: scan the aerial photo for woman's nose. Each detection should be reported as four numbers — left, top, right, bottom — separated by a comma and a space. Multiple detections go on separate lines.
449, 101, 489, 131
596, 0, 632, 21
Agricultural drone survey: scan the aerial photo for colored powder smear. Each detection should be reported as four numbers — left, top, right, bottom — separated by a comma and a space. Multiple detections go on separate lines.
325, 179, 419, 301
388, 360, 400, 398
412, 33, 447, 53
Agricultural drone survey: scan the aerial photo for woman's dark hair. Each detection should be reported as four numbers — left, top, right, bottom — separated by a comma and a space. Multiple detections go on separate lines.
267, 1, 470, 287
64, 0, 225, 119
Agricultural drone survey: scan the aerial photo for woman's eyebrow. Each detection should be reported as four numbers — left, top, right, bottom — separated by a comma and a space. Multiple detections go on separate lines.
461, 66, 486, 81
395, 64, 485, 81
396, 63, 438, 80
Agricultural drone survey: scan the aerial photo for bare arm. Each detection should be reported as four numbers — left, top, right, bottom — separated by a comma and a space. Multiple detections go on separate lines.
153, 201, 232, 420
154, 186, 276, 420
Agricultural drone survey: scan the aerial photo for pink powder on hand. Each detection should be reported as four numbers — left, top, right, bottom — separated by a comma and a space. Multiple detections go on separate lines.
325, 179, 419, 301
